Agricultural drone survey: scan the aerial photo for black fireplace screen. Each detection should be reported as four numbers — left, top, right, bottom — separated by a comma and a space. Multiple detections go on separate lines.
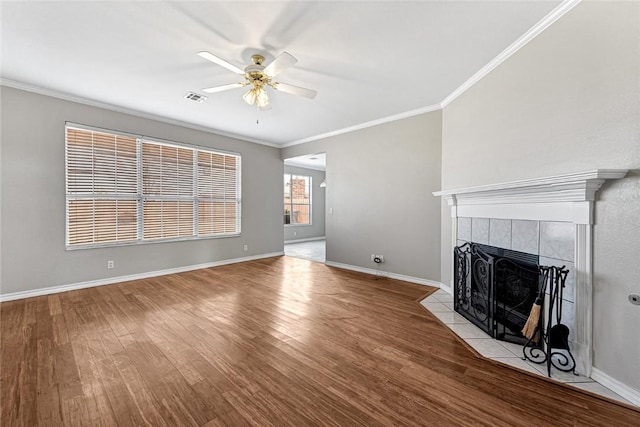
454, 242, 541, 345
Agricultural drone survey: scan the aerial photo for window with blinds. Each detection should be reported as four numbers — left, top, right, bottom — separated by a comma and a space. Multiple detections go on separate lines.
283, 174, 311, 225
142, 142, 195, 240
197, 151, 240, 236
65, 125, 241, 249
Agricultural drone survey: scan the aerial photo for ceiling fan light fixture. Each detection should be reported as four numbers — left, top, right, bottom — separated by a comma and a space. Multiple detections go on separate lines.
256, 87, 269, 108
243, 88, 257, 105
199, 50, 315, 111
243, 85, 270, 108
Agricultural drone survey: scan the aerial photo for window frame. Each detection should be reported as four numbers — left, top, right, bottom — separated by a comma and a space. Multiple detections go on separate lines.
65, 123, 241, 250
283, 173, 312, 226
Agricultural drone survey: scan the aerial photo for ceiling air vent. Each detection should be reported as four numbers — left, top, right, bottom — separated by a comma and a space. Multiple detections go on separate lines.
184, 92, 208, 103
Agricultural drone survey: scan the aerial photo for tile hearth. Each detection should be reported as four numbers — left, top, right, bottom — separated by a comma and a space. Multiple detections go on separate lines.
421, 289, 631, 405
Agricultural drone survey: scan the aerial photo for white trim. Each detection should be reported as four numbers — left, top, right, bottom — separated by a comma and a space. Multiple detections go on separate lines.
591, 368, 640, 407
435, 170, 627, 224
284, 236, 326, 244
0, 252, 284, 302
573, 224, 593, 377
325, 261, 442, 288
439, 282, 453, 295
440, 0, 582, 108
281, 103, 442, 148
434, 170, 628, 206
0, 79, 279, 148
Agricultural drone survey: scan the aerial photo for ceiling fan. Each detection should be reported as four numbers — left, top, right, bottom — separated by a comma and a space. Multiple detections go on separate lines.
198, 51, 317, 109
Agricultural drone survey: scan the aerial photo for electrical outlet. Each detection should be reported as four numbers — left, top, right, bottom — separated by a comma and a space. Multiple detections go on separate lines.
371, 254, 384, 264
243, 244, 248, 251
293, 231, 297, 236
107, 260, 114, 269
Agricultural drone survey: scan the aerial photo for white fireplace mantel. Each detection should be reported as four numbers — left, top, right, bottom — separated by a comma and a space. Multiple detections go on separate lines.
433, 169, 628, 377
434, 169, 628, 225
434, 169, 628, 205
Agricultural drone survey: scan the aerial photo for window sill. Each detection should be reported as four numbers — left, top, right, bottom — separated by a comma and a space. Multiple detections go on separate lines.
66, 232, 242, 251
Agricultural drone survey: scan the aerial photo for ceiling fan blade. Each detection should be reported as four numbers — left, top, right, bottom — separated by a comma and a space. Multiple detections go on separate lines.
202, 83, 245, 93
263, 52, 297, 77
198, 51, 245, 75
273, 82, 317, 99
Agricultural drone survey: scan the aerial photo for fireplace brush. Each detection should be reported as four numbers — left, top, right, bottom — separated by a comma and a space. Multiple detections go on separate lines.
521, 268, 549, 341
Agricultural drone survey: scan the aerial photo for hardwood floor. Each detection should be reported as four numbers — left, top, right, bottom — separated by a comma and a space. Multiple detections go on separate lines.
2, 256, 639, 426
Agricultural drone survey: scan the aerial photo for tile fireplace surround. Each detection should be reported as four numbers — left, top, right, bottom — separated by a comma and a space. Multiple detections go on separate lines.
433, 169, 639, 406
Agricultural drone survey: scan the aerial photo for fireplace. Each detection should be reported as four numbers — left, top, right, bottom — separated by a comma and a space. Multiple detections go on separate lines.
454, 242, 541, 345
434, 169, 628, 376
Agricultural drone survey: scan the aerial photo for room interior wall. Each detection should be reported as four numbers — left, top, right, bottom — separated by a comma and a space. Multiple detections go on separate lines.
440, 1, 640, 392
282, 111, 442, 283
283, 165, 326, 242
0, 86, 284, 297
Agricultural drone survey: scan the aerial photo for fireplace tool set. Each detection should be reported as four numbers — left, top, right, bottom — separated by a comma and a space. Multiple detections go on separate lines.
521, 265, 576, 377
453, 242, 576, 378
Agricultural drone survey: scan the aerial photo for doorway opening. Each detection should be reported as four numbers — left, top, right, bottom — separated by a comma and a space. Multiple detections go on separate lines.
283, 153, 326, 263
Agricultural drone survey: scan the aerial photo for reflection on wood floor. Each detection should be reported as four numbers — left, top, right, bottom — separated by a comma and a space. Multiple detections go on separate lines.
284, 239, 325, 263
2, 256, 639, 426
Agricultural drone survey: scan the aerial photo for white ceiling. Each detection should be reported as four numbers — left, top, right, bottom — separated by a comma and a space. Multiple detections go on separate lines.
0, 1, 563, 147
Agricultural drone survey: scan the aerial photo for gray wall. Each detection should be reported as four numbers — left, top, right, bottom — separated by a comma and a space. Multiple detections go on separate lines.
283, 165, 326, 242
282, 111, 442, 282
441, 1, 640, 391
0, 86, 284, 295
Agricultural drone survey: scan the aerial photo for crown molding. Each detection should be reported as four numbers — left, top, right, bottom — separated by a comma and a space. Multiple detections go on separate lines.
281, 103, 442, 148
0, 78, 280, 148
440, 0, 581, 108
2, 0, 581, 150
283, 0, 580, 148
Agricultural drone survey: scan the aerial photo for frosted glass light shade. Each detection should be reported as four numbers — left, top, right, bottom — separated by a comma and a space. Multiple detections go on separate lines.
243, 86, 270, 108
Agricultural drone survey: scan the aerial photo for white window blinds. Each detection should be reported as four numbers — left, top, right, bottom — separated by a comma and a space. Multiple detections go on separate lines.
66, 128, 138, 246
65, 125, 241, 249
142, 142, 195, 240
197, 151, 241, 236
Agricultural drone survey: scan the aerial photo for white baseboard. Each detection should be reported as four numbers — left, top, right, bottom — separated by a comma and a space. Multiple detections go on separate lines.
591, 367, 640, 407
284, 236, 326, 244
0, 252, 284, 302
324, 261, 441, 288
439, 282, 453, 295
571, 341, 592, 378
